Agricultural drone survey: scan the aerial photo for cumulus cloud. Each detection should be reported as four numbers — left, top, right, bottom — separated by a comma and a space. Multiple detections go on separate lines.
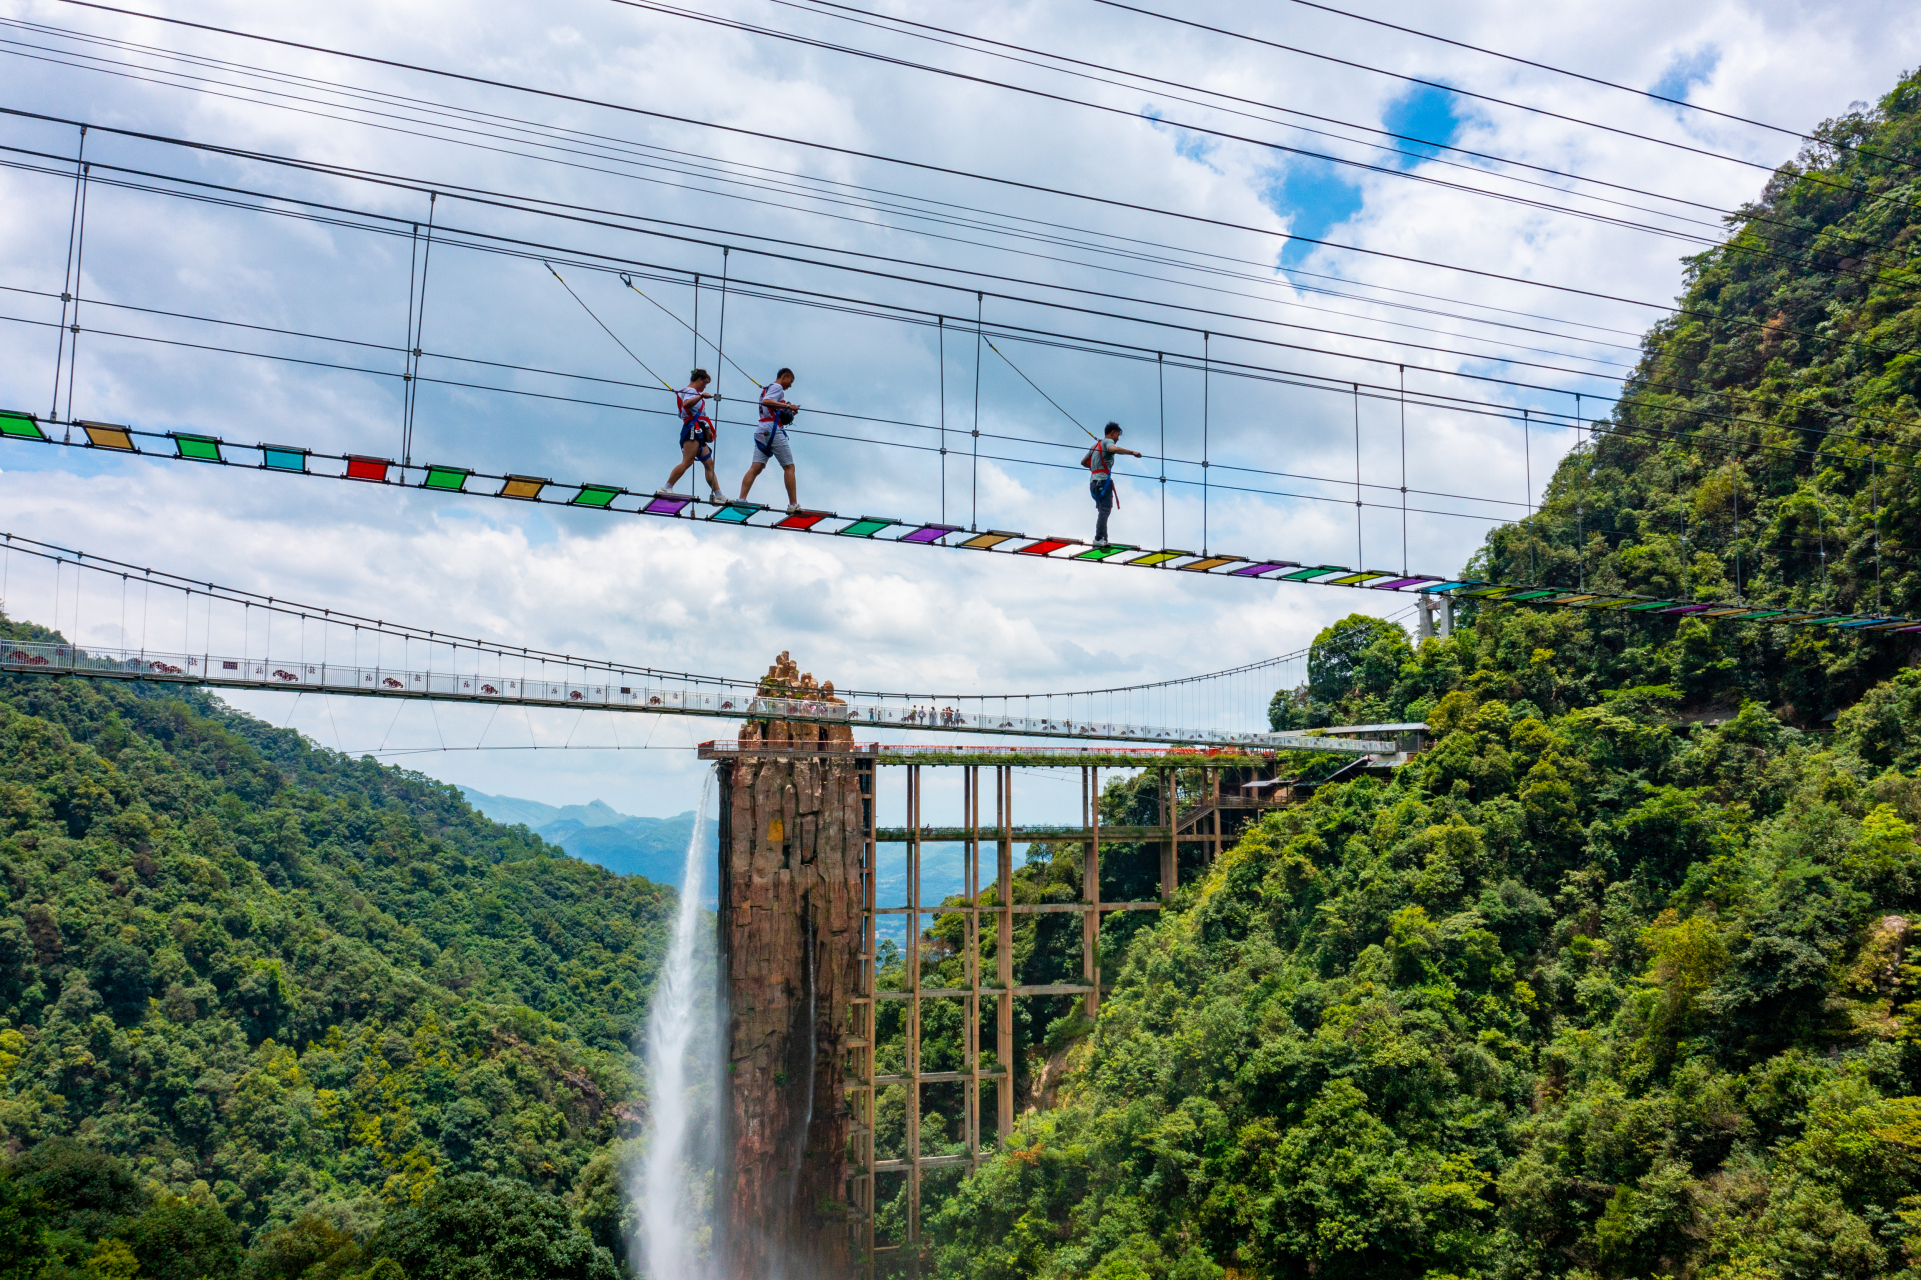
0, 0, 1913, 814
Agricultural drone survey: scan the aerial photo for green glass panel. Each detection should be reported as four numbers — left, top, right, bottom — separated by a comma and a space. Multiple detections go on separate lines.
709, 503, 758, 524
1280, 566, 1346, 581
0, 412, 45, 441
572, 484, 621, 508
173, 433, 221, 462
1619, 600, 1674, 611
1074, 544, 1137, 561
1504, 589, 1563, 601
424, 466, 470, 491
838, 518, 895, 537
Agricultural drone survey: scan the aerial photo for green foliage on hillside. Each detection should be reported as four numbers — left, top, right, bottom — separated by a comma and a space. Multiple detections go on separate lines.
926, 69, 1921, 1280
932, 678, 1921, 1279
0, 616, 669, 1276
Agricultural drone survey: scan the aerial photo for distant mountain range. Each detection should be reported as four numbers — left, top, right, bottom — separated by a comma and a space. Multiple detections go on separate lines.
460, 787, 970, 927
460, 787, 720, 901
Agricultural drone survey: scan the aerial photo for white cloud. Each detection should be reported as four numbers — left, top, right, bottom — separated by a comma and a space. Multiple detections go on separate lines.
1, 0, 1912, 818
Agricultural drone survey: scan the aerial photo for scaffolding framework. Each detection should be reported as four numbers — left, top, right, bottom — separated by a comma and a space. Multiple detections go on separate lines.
838, 752, 1282, 1277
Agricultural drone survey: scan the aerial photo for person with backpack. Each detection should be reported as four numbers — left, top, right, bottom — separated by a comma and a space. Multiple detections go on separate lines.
739, 368, 801, 511
1083, 421, 1141, 547
666, 369, 723, 500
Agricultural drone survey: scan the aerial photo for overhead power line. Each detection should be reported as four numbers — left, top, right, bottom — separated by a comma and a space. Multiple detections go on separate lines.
1091, 0, 1813, 174
613, 0, 1890, 279
10, 110, 1913, 446
41, 2, 1893, 371
0, 16, 1656, 359
666, 0, 1737, 234
6, 124, 1920, 472
41, 1, 1844, 317
1281, 0, 1919, 171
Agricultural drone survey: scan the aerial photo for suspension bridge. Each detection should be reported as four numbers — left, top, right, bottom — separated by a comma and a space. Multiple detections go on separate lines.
0, 531, 1388, 753
6, 414, 1918, 636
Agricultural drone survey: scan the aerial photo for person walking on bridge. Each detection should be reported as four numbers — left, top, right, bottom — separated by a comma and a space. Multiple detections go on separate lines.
666, 369, 722, 501
1082, 422, 1140, 547
740, 368, 802, 511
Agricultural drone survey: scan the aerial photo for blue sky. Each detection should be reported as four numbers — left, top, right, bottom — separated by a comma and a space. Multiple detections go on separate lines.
1, 0, 1914, 818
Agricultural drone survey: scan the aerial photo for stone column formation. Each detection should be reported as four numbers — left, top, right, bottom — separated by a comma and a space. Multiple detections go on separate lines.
718, 652, 863, 1279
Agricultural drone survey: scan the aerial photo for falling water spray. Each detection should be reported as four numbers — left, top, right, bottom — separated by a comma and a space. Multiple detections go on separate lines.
637, 768, 717, 1279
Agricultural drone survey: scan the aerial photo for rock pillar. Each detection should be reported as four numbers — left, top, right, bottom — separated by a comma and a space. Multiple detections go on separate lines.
717, 653, 864, 1279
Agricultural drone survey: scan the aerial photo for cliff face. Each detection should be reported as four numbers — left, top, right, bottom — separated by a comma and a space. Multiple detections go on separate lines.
717, 654, 865, 1278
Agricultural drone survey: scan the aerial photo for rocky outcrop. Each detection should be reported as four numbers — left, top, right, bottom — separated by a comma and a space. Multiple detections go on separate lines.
717, 653, 864, 1279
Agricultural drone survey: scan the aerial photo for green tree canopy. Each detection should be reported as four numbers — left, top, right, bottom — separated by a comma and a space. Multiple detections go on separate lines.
1307, 614, 1412, 705
372, 1175, 616, 1280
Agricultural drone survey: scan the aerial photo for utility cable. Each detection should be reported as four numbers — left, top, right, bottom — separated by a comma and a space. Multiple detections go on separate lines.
983, 338, 1097, 441
0, 123, 1858, 422
657, 0, 1748, 241
780, 0, 1754, 222
5, 132, 1916, 462
543, 261, 680, 393
612, 0, 1875, 266
1281, 0, 1920, 171
1092, 0, 1876, 178
0, 16, 1666, 351
44, 6, 1876, 320
12, 128, 1910, 450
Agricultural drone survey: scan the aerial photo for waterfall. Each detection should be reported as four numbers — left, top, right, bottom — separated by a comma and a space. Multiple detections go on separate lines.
637, 768, 716, 1279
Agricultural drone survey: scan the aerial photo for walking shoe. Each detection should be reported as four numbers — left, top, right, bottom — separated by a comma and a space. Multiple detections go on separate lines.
710, 489, 725, 504
1094, 538, 1109, 548
787, 504, 801, 514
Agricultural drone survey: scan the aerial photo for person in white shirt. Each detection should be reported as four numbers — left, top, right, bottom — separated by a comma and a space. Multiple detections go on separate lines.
739, 368, 801, 511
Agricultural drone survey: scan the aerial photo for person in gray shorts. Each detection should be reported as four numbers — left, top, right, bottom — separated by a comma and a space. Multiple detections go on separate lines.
740, 368, 801, 510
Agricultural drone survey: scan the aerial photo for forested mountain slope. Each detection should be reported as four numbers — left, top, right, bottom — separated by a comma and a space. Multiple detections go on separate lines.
927, 71, 1921, 1280
0, 617, 669, 1279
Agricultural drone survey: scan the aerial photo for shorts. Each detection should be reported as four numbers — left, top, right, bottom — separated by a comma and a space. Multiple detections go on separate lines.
754, 426, 795, 468
679, 418, 714, 462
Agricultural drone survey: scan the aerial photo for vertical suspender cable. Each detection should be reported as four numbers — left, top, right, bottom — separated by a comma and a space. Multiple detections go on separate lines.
1732, 452, 1742, 602
1352, 384, 1363, 569
402, 220, 420, 456
1576, 393, 1584, 591
1157, 353, 1166, 551
51, 124, 86, 437
1523, 408, 1533, 580
61, 157, 93, 430
972, 292, 983, 532
939, 316, 947, 525
1867, 455, 1882, 615
403, 191, 438, 469
1202, 333, 1210, 557
715, 246, 730, 435
691, 272, 700, 372
1398, 365, 1407, 576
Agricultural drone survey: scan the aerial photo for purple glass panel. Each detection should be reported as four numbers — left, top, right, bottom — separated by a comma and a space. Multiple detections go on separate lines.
1230, 562, 1293, 577
1370, 576, 1437, 590
644, 495, 692, 515
901, 525, 958, 543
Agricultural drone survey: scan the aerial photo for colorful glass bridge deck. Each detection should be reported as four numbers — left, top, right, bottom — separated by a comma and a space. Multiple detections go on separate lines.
7, 409, 1917, 636
0, 640, 1392, 753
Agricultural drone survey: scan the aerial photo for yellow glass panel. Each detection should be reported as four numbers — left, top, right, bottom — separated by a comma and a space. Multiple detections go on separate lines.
80, 421, 135, 451
499, 475, 548, 500
959, 532, 1019, 550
